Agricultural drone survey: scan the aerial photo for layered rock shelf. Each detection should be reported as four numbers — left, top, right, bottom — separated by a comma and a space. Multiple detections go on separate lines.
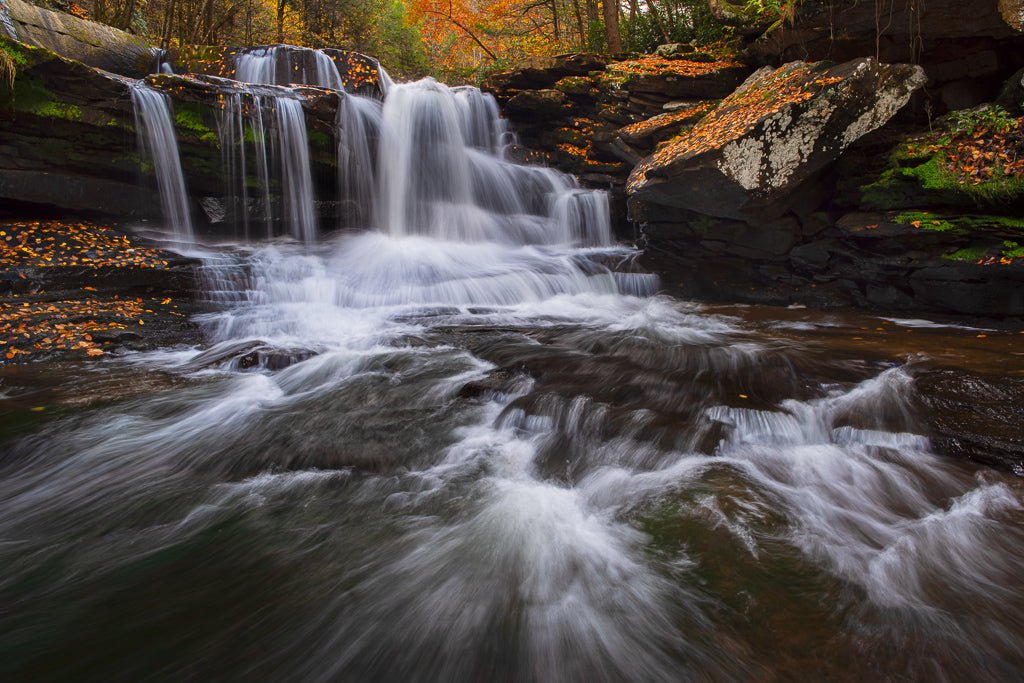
486, 2, 1024, 318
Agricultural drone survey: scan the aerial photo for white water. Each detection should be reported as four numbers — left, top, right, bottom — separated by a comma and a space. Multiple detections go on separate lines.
7, 50, 1022, 681
129, 83, 194, 239
273, 97, 318, 244
234, 45, 344, 90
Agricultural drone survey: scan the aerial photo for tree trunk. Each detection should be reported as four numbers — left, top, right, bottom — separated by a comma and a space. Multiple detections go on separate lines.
570, 0, 585, 48
647, 0, 671, 43
602, 0, 621, 54
277, 0, 286, 43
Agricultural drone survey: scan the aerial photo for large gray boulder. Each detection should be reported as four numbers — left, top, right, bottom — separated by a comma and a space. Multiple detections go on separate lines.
627, 58, 927, 221
3, 0, 160, 77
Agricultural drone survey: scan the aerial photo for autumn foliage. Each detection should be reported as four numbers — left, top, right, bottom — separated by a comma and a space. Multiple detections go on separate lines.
1, 221, 183, 362
629, 63, 844, 191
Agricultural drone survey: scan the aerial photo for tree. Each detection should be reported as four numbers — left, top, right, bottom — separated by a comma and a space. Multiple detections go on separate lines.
602, 0, 621, 53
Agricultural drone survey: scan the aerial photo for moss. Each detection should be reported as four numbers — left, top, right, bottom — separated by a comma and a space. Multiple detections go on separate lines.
34, 102, 82, 120
0, 39, 30, 67
308, 130, 330, 147
943, 246, 990, 262
242, 125, 265, 144
861, 152, 1024, 210
1003, 241, 1024, 259
894, 211, 959, 233
173, 103, 218, 144
893, 212, 1024, 240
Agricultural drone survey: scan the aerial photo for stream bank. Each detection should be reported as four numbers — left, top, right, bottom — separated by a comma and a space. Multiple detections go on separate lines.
484, 1, 1024, 318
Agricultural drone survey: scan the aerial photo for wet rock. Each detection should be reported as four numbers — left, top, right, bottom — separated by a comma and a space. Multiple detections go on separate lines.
996, 66, 1024, 113
172, 44, 388, 96
484, 53, 607, 92
628, 58, 926, 222
0, 39, 343, 223
915, 369, 1024, 473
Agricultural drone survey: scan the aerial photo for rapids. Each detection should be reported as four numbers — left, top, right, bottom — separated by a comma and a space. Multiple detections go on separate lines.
3, 57, 1023, 682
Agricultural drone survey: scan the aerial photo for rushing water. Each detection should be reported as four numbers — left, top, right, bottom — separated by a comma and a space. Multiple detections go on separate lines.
234, 45, 344, 90
130, 83, 194, 239
4, 67, 1024, 682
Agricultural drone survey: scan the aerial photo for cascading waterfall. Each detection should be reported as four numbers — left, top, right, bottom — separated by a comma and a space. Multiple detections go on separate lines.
272, 97, 318, 244
6, 45, 1024, 683
375, 79, 612, 247
336, 92, 382, 228
214, 91, 317, 242
129, 82, 194, 239
216, 93, 251, 235
234, 45, 344, 90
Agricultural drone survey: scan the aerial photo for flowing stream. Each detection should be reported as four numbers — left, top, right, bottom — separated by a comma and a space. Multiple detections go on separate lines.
3, 58, 1024, 682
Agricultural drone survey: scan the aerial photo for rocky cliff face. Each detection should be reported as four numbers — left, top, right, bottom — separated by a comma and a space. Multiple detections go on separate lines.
484, 53, 750, 233
489, 9, 1024, 318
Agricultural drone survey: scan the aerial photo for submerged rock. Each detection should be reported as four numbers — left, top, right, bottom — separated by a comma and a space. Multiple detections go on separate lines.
628, 58, 927, 221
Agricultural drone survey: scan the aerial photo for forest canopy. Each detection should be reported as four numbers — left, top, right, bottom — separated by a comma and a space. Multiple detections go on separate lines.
55, 0, 776, 79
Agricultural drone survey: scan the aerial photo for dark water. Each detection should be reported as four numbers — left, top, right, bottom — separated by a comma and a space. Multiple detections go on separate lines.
1, 233, 1022, 682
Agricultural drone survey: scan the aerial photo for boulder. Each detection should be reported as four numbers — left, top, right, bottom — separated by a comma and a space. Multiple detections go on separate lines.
654, 43, 695, 58
628, 58, 927, 221
485, 53, 607, 92
505, 88, 571, 118
2, 0, 159, 77
996, 66, 1024, 113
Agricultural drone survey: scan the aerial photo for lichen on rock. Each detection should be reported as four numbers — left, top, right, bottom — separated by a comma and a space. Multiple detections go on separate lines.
628, 58, 926, 221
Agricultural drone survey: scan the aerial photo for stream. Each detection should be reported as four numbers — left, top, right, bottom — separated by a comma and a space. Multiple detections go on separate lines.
1, 66, 1023, 682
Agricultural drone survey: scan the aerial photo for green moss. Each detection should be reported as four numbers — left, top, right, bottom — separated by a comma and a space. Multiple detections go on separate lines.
893, 212, 1024, 240
0, 40, 29, 67
34, 102, 81, 120
173, 103, 218, 144
1003, 241, 1024, 259
308, 130, 330, 147
861, 150, 1024, 210
242, 125, 265, 144
894, 211, 958, 232
943, 246, 990, 262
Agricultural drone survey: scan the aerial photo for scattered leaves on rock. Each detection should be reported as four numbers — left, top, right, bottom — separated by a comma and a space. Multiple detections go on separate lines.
0, 221, 168, 269
628, 63, 844, 192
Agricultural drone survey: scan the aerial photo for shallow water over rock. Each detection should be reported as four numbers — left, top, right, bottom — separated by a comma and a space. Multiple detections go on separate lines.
1, 231, 1022, 682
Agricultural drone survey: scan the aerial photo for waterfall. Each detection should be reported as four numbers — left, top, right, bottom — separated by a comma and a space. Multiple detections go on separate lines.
215, 91, 318, 242
130, 83, 194, 240
131, 50, 614, 253
233, 45, 344, 90
374, 78, 611, 247
337, 93, 383, 228
377, 63, 394, 96
251, 95, 274, 237
273, 97, 318, 244
216, 93, 250, 236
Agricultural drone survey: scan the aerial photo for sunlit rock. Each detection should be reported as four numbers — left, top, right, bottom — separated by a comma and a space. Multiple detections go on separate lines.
628, 58, 927, 221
